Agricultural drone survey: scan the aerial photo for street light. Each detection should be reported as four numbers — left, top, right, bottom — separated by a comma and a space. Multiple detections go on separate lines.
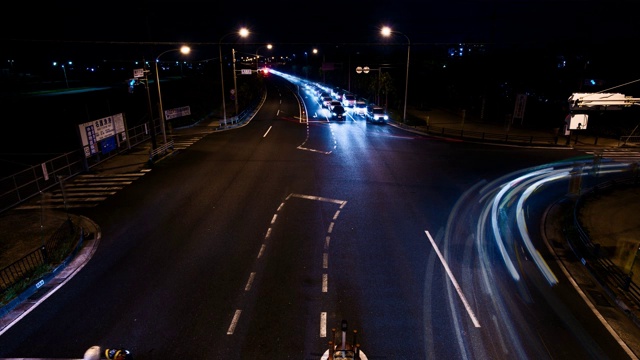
219, 27, 249, 124
155, 45, 191, 144
312, 48, 326, 83
255, 44, 273, 71
53, 61, 71, 88
381, 26, 410, 123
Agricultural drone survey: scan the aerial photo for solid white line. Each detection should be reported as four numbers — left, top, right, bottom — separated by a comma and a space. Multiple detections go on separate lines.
263, 125, 272, 138
290, 193, 346, 204
425, 230, 481, 327
322, 274, 328, 292
320, 312, 327, 337
245, 272, 256, 291
227, 309, 242, 335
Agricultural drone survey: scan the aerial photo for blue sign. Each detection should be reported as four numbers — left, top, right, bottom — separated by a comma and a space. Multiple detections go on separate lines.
100, 136, 117, 154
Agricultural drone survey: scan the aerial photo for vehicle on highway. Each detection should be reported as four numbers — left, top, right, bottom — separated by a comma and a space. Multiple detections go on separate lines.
366, 106, 389, 123
329, 100, 342, 111
321, 96, 333, 108
353, 100, 367, 117
331, 105, 347, 120
342, 94, 356, 108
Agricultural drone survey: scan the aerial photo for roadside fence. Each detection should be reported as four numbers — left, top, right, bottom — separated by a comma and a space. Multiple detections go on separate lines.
570, 176, 640, 326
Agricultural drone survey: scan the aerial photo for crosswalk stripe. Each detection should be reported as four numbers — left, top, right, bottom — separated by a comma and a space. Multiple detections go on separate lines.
16, 134, 207, 210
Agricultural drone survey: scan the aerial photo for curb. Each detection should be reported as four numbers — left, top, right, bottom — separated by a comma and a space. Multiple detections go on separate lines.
0, 216, 100, 335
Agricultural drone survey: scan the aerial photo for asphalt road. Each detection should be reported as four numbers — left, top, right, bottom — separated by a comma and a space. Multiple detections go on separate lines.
0, 75, 638, 359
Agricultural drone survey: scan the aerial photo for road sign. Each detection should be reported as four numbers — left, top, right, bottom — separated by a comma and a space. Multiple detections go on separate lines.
241, 69, 252, 75
133, 68, 144, 78
165, 106, 191, 120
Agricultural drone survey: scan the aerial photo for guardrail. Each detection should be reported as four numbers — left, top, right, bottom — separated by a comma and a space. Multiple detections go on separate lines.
400, 123, 561, 146
148, 140, 174, 164
570, 177, 640, 325
621, 135, 640, 147
0, 122, 154, 214
0, 218, 80, 294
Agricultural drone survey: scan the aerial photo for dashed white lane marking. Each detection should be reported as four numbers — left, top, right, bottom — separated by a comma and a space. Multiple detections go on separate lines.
227, 193, 347, 339
245, 272, 256, 291
227, 309, 242, 335
320, 312, 327, 337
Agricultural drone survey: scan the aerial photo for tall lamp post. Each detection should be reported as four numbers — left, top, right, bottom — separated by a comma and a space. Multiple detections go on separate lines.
53, 61, 71, 88
232, 48, 239, 116
381, 26, 410, 123
219, 28, 249, 124
155, 45, 191, 144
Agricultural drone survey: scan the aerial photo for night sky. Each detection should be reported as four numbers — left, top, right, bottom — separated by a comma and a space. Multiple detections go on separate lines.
4, 1, 639, 46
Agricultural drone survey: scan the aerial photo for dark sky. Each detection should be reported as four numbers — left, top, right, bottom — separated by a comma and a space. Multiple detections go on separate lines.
4, 1, 639, 44
2, 0, 640, 65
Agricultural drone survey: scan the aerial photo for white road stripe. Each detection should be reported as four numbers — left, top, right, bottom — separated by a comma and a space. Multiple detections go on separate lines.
322, 274, 328, 292
227, 309, 242, 335
320, 312, 327, 337
425, 230, 481, 328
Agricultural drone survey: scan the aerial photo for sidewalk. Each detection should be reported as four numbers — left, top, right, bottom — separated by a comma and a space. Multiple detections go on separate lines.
1, 108, 639, 353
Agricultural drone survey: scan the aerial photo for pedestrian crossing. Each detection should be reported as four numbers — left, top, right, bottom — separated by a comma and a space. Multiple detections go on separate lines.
15, 173, 147, 210
585, 148, 640, 163
14, 134, 208, 211
170, 133, 208, 150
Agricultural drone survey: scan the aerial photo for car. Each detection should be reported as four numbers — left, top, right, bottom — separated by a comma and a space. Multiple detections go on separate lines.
342, 94, 356, 108
321, 96, 333, 108
366, 106, 389, 123
353, 100, 367, 117
331, 105, 347, 120
329, 100, 342, 111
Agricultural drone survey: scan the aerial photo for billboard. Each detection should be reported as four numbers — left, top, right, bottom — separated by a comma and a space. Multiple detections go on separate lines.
78, 113, 126, 158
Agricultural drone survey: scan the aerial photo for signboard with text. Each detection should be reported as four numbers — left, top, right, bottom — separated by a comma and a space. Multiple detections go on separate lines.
164, 106, 191, 120
78, 113, 126, 158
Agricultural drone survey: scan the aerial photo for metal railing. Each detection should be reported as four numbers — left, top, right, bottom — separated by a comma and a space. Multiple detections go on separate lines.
0, 122, 154, 214
621, 135, 640, 147
570, 177, 640, 325
400, 123, 561, 146
0, 218, 80, 294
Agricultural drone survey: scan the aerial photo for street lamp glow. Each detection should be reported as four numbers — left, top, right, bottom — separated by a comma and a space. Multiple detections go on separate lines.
219, 28, 250, 124
381, 26, 410, 123
179, 45, 191, 55
155, 45, 191, 144
256, 44, 273, 70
